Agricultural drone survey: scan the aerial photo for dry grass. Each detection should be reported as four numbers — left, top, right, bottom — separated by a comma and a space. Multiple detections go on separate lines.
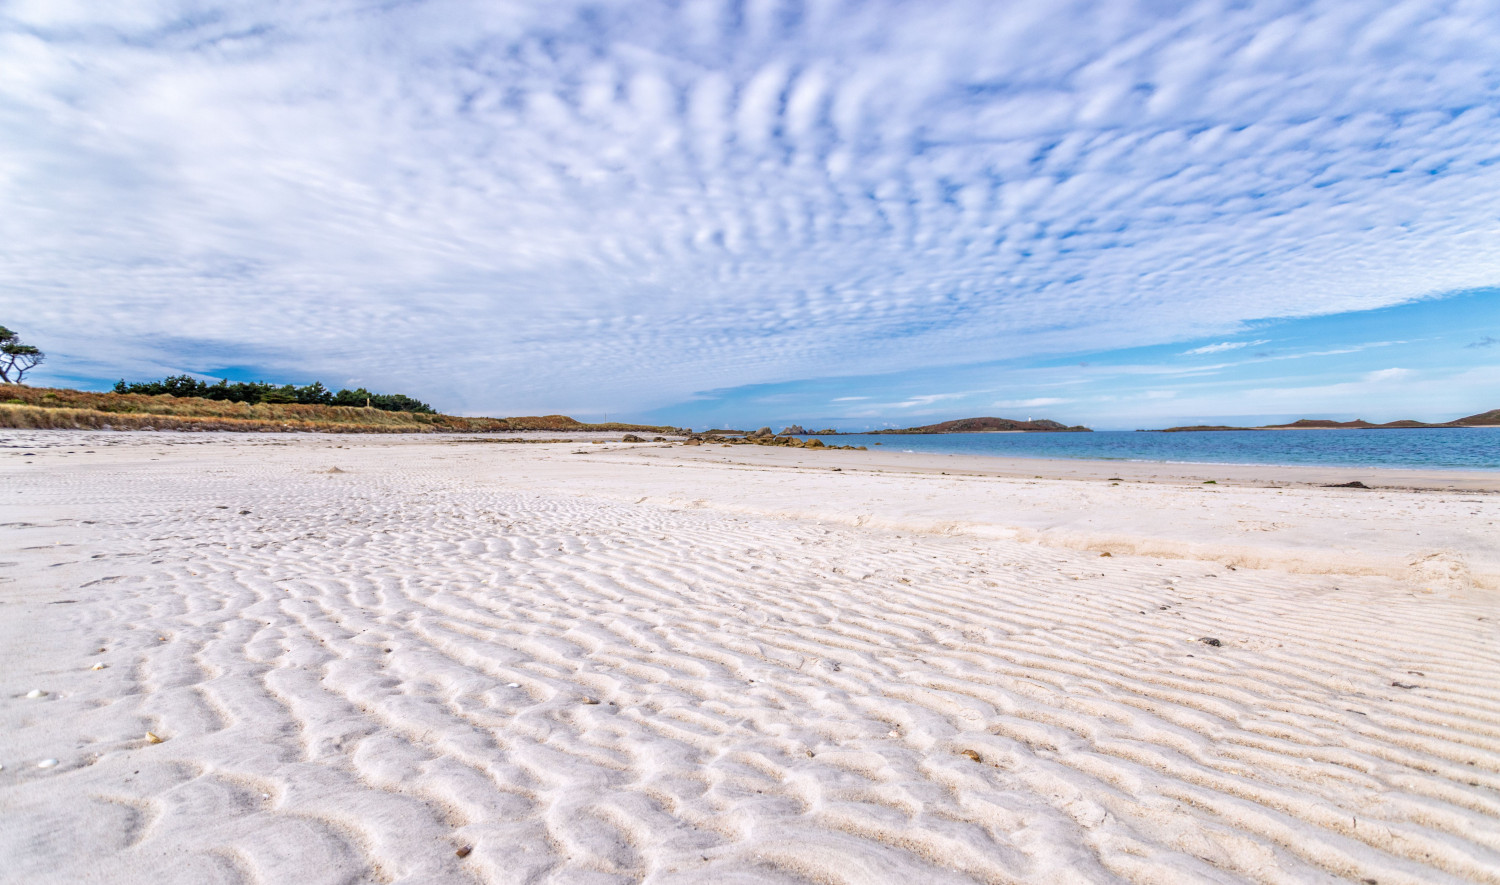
0, 385, 681, 434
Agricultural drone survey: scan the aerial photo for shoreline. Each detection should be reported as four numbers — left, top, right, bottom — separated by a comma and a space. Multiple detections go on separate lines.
626, 439, 1500, 492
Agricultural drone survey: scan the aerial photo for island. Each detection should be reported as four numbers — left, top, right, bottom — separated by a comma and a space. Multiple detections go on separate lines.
1156, 409, 1500, 432
870, 416, 1091, 434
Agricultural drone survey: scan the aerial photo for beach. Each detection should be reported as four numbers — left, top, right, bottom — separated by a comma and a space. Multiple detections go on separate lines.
3, 431, 1498, 884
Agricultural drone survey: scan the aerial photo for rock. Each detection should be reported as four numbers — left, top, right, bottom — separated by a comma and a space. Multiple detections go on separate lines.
747, 426, 774, 439
621, 434, 646, 442
652, 436, 667, 441
1199, 637, 1222, 647
683, 439, 702, 446
456, 846, 473, 859
781, 425, 808, 435
805, 438, 825, 448
1325, 481, 1369, 489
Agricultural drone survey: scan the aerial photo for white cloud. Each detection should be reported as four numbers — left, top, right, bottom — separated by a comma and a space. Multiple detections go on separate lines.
993, 397, 1070, 408
1363, 367, 1411, 383
893, 393, 968, 409
3, 2, 1500, 414
1183, 340, 1270, 355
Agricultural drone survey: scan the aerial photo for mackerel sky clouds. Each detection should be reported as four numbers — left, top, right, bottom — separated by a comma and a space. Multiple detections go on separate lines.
4, 0, 1499, 427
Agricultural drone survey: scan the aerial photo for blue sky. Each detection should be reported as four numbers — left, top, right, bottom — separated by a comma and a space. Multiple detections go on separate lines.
3, 1, 1498, 428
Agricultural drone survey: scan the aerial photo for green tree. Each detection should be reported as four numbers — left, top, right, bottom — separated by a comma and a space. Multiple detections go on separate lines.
0, 326, 44, 384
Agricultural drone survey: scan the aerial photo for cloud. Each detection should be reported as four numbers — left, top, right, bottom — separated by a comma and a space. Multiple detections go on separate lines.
4, 2, 1500, 415
1363, 368, 1411, 383
1468, 336, 1499, 349
893, 393, 968, 409
831, 396, 871, 402
1183, 340, 1271, 355
993, 397, 1070, 408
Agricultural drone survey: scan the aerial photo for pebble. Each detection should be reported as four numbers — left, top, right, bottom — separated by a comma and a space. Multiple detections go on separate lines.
91, 662, 107, 670
37, 759, 59, 768
506, 683, 519, 688
25, 689, 45, 699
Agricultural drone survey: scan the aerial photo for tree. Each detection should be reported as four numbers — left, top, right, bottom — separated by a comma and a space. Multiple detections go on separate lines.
0, 326, 44, 384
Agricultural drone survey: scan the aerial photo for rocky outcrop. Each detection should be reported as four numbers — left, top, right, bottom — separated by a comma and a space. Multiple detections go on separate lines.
681, 435, 864, 451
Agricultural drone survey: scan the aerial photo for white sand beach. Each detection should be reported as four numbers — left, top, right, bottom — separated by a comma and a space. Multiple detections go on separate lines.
3, 431, 1498, 884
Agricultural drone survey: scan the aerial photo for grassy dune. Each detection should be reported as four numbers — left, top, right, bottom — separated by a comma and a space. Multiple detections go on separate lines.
0, 386, 680, 434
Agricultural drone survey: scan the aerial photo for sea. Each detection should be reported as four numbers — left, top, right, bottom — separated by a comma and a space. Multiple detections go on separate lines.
814, 428, 1500, 471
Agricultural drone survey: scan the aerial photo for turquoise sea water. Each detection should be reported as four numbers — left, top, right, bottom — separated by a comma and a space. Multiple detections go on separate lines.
815, 428, 1500, 470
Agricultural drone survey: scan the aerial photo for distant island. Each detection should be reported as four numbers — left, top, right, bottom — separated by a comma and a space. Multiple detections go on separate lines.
871, 416, 1091, 434
1157, 409, 1500, 432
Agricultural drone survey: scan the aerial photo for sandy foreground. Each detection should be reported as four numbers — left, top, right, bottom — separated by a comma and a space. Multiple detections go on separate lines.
2, 432, 1498, 885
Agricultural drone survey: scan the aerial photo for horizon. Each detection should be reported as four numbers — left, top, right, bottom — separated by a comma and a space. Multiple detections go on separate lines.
4, 2, 1498, 428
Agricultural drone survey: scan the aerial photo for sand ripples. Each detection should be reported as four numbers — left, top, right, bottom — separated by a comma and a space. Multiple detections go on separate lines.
2, 442, 1498, 884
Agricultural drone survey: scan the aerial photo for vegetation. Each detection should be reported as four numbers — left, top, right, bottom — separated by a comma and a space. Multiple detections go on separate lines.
113, 375, 435, 413
871, 416, 1091, 434
0, 326, 44, 384
0, 385, 684, 434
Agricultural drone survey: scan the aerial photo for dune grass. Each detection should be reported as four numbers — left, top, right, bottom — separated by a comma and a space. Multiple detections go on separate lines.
0, 386, 681, 434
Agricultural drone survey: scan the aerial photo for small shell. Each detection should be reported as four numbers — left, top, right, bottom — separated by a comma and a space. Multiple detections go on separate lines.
91, 662, 107, 671
145, 732, 164, 744
25, 689, 45, 699
506, 683, 519, 688
37, 758, 59, 769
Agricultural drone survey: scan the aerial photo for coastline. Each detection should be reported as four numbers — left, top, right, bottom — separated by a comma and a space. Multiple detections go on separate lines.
646, 439, 1500, 491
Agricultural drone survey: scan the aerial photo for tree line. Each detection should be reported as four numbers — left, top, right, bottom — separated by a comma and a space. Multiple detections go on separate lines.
113, 375, 435, 413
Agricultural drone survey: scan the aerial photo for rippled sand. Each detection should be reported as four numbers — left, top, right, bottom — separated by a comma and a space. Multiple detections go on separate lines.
3, 432, 1498, 884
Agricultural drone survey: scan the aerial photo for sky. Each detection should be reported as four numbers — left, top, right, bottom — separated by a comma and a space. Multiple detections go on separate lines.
3, 0, 1498, 429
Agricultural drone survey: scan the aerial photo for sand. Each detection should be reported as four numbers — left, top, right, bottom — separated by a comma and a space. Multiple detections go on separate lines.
2, 431, 1498, 884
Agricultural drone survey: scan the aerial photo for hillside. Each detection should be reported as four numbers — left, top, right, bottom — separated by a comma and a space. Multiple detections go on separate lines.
1159, 410, 1500, 432
871, 416, 1091, 434
0, 385, 681, 434
1457, 409, 1500, 425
